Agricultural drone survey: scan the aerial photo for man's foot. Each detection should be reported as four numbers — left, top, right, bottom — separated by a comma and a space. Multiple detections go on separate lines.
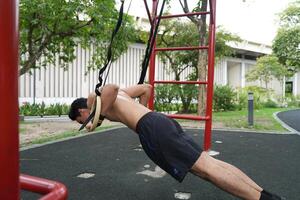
262, 190, 286, 200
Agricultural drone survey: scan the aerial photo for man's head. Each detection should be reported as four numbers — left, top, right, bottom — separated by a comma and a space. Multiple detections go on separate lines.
69, 98, 90, 124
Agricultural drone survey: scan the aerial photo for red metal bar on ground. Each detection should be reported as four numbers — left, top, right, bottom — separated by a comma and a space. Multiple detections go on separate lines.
168, 114, 209, 121
20, 174, 68, 200
204, 0, 217, 151
155, 46, 209, 52
0, 1, 20, 199
159, 11, 210, 19
143, 0, 152, 23
154, 80, 208, 85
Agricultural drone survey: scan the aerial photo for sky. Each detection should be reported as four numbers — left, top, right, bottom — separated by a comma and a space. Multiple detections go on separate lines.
123, 0, 293, 45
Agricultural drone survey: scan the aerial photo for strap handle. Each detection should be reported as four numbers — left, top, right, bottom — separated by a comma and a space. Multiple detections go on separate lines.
138, 0, 166, 84
95, 0, 125, 96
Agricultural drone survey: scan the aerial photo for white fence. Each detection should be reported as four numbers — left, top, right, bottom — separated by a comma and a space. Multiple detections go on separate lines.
19, 43, 194, 105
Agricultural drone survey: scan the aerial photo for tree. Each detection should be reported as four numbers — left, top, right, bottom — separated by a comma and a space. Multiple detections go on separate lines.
177, 0, 208, 115
245, 55, 289, 94
156, 19, 239, 113
19, 0, 136, 76
273, 0, 300, 73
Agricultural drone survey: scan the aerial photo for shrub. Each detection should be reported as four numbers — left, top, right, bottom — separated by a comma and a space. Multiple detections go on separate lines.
154, 84, 198, 113
236, 86, 269, 110
19, 102, 70, 116
177, 84, 198, 113
154, 84, 179, 112
263, 99, 278, 108
285, 94, 300, 107
213, 85, 237, 112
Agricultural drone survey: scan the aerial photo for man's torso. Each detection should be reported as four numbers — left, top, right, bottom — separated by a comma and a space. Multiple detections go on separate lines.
104, 90, 151, 131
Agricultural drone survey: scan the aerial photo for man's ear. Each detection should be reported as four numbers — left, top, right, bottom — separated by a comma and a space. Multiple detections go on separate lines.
78, 109, 84, 115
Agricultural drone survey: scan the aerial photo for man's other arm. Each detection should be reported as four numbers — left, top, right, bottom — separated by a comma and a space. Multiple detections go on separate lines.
87, 84, 119, 116
120, 84, 152, 106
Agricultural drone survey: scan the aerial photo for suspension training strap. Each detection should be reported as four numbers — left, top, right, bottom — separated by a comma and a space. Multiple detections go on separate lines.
95, 0, 125, 96
138, 0, 166, 84
79, 0, 125, 131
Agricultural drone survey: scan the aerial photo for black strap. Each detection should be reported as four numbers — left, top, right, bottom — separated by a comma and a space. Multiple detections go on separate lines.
79, 108, 96, 131
80, 1, 125, 130
138, 0, 166, 84
95, 0, 125, 95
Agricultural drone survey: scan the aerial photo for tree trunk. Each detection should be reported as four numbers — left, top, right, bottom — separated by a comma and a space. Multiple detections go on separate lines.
196, 0, 208, 116
197, 51, 207, 115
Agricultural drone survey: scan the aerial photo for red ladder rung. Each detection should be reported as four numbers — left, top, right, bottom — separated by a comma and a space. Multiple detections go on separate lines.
154, 80, 208, 85
155, 46, 209, 52
168, 114, 210, 121
158, 11, 210, 19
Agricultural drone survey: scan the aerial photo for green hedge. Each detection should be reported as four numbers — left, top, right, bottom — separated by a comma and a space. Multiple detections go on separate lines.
213, 85, 236, 111
19, 102, 70, 116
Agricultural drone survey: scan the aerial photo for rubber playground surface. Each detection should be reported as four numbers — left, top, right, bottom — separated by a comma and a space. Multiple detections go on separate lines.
21, 126, 300, 200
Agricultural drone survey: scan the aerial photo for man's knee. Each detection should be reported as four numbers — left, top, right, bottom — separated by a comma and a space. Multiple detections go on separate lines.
191, 151, 215, 179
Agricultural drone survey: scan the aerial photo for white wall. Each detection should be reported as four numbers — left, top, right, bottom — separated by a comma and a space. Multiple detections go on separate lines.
214, 57, 286, 96
19, 43, 193, 105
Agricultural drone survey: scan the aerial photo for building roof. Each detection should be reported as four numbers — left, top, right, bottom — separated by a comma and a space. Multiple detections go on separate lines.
227, 40, 272, 57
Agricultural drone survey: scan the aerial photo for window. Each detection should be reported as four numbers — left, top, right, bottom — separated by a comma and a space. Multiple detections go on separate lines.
285, 81, 293, 94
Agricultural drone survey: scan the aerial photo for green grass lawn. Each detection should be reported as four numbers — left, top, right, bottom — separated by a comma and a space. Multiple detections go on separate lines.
213, 107, 292, 132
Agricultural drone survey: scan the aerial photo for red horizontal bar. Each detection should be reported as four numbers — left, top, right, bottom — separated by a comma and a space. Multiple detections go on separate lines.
168, 114, 210, 121
20, 174, 68, 200
155, 46, 209, 51
154, 80, 208, 85
159, 11, 210, 19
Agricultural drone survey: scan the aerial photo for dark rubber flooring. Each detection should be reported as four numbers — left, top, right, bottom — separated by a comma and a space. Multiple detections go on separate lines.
277, 109, 300, 132
21, 128, 300, 200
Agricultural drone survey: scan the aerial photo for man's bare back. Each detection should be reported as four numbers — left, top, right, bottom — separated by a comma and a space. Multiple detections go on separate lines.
87, 84, 152, 131
100, 91, 151, 131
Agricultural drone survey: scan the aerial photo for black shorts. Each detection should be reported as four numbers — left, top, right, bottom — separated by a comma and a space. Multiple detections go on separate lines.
136, 112, 203, 182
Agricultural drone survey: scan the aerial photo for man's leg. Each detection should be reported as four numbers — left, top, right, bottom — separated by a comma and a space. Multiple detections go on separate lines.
214, 158, 263, 192
190, 152, 261, 200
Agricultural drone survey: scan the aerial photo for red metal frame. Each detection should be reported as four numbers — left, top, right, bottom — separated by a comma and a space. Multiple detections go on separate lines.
155, 46, 209, 51
0, 1, 68, 199
20, 174, 68, 200
159, 11, 210, 19
0, 1, 20, 199
154, 80, 208, 85
148, 0, 217, 151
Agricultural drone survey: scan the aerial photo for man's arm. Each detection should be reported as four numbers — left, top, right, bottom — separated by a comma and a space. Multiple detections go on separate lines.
100, 84, 119, 116
87, 84, 119, 116
120, 84, 152, 106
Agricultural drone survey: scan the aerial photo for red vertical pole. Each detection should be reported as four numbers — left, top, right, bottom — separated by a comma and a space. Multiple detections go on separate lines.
0, 0, 20, 199
204, 0, 216, 151
148, 0, 158, 110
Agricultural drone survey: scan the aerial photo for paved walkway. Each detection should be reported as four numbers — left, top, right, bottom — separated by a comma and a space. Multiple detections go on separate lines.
276, 109, 300, 133
23, 115, 69, 122
21, 127, 300, 200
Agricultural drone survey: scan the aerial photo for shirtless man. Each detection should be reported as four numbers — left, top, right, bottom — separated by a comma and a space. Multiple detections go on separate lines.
69, 84, 283, 200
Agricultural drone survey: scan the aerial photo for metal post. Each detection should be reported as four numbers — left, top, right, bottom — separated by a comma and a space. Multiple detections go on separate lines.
0, 0, 20, 199
148, 0, 158, 110
248, 92, 254, 126
204, 0, 216, 151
